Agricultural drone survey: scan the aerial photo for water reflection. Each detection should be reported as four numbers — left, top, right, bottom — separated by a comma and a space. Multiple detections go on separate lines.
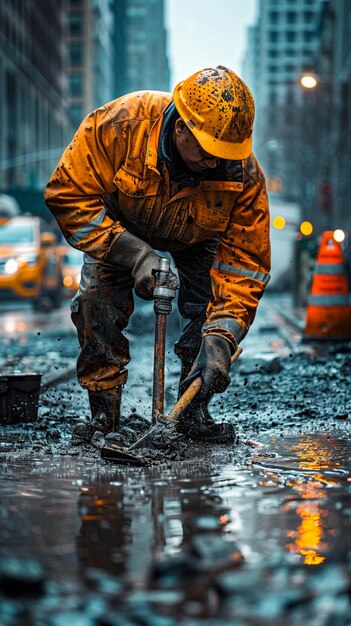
74, 468, 236, 601
1, 434, 349, 580
286, 436, 335, 566
0, 434, 350, 623
252, 433, 351, 567
286, 493, 327, 565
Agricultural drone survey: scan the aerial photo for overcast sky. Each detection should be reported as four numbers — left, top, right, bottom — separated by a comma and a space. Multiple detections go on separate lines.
165, 0, 258, 87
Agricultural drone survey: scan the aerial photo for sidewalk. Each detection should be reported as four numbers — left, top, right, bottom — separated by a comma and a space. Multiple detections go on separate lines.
240, 292, 305, 358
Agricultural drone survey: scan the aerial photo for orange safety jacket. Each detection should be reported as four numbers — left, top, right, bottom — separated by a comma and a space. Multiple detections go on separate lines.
45, 91, 271, 348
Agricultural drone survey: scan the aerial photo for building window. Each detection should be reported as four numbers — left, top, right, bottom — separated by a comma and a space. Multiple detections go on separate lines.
69, 43, 83, 66
127, 43, 147, 53
304, 11, 314, 21
6, 71, 16, 130
69, 74, 83, 96
269, 11, 279, 24
126, 7, 147, 17
269, 90, 277, 105
70, 105, 83, 128
286, 31, 296, 42
269, 31, 279, 43
287, 11, 296, 24
269, 49, 278, 57
69, 12, 83, 36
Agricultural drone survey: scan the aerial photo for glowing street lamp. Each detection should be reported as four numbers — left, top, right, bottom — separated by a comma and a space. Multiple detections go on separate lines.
300, 221, 314, 236
273, 215, 286, 230
333, 229, 345, 243
300, 73, 318, 89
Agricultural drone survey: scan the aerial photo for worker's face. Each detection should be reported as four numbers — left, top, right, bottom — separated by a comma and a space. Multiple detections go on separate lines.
174, 119, 220, 172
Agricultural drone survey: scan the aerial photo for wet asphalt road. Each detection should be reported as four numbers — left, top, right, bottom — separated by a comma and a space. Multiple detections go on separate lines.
0, 295, 350, 625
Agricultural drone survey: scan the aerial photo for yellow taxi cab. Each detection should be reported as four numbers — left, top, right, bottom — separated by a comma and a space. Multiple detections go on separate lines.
57, 243, 84, 297
0, 215, 63, 310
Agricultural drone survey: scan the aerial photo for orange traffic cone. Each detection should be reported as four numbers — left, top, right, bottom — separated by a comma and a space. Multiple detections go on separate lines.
304, 231, 351, 339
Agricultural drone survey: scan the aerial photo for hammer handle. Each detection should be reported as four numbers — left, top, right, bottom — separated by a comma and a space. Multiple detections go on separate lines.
166, 346, 243, 422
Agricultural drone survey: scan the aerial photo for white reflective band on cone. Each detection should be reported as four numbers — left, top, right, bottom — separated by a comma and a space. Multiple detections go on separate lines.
307, 294, 350, 306
314, 263, 345, 275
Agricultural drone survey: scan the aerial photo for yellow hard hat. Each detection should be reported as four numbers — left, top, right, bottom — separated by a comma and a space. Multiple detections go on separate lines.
173, 65, 254, 160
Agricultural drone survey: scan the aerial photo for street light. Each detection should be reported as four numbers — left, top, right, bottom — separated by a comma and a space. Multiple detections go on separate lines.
297, 72, 335, 227
300, 73, 318, 89
333, 229, 345, 243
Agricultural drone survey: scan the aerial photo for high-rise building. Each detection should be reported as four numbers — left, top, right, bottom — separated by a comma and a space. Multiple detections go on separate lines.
65, 0, 114, 132
241, 24, 260, 105
255, 0, 321, 111
242, 0, 325, 202
243, 0, 351, 237
0, 1, 68, 191
0, 0, 171, 198
66, 0, 170, 130
112, 0, 170, 98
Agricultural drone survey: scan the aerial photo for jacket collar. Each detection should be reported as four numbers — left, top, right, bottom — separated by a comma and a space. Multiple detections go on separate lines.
145, 108, 167, 172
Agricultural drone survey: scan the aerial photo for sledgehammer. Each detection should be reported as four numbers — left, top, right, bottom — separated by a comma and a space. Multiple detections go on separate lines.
101, 347, 242, 467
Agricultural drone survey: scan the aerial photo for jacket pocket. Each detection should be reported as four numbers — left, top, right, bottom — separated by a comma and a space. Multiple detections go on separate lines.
158, 198, 232, 247
189, 199, 231, 232
113, 167, 161, 225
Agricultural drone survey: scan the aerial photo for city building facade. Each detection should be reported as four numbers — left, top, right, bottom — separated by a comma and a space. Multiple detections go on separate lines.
65, 0, 114, 132
242, 0, 351, 240
0, 0, 170, 204
0, 0, 69, 192
243, 0, 323, 202
112, 0, 170, 98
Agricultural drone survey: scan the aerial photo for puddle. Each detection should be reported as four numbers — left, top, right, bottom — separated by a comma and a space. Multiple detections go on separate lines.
249, 433, 351, 567
0, 433, 350, 624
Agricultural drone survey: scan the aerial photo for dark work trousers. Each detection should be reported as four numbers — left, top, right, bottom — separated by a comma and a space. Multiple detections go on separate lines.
70, 236, 219, 392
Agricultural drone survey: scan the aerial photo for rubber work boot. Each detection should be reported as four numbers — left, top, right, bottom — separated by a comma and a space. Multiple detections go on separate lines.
178, 402, 236, 443
72, 387, 122, 442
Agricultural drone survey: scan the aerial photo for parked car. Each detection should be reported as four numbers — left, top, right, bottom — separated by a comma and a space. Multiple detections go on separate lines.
0, 215, 63, 310
58, 243, 84, 297
0, 193, 21, 218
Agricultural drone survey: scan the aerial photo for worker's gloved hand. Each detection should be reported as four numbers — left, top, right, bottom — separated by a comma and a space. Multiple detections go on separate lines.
181, 335, 233, 404
177, 335, 238, 444
132, 249, 165, 300
106, 230, 177, 300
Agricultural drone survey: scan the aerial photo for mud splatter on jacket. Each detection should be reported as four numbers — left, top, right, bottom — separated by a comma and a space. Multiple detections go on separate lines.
45, 91, 271, 348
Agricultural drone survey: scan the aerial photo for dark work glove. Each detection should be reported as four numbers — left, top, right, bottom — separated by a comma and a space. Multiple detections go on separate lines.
181, 335, 233, 404
106, 230, 177, 300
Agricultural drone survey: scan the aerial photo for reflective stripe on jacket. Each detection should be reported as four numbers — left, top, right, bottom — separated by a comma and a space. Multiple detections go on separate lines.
44, 90, 271, 346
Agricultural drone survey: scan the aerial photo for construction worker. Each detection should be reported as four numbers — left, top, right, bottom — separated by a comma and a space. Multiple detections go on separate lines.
44, 65, 271, 443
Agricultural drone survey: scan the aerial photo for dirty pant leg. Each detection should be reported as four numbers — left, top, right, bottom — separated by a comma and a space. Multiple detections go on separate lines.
70, 257, 134, 392
171, 236, 219, 381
